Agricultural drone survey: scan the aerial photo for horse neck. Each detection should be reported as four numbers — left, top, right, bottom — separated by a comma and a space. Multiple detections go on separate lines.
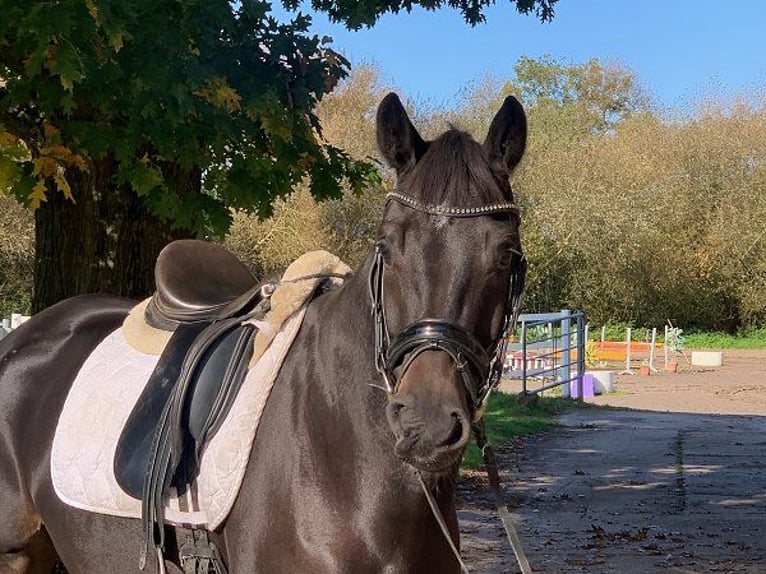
303, 255, 388, 427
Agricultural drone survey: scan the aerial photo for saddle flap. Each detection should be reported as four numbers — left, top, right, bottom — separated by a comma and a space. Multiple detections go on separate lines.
187, 325, 257, 445
114, 322, 208, 499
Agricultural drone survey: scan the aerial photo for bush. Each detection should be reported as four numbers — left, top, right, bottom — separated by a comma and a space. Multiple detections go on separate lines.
0, 196, 34, 316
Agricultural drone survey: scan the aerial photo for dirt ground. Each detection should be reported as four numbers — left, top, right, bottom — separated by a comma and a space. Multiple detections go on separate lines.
458, 349, 766, 573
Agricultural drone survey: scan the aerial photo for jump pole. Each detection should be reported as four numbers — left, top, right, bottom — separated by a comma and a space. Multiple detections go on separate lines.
649, 328, 657, 372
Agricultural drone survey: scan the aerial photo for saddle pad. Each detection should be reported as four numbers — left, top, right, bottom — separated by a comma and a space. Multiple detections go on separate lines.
51, 305, 307, 529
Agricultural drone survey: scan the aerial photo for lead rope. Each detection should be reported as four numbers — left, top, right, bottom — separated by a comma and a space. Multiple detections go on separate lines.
416, 471, 470, 574
416, 427, 533, 574
472, 419, 533, 574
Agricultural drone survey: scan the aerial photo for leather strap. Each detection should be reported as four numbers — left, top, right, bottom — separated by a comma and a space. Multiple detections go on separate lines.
472, 420, 533, 574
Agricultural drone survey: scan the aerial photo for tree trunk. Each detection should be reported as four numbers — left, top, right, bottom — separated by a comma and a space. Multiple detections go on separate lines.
33, 158, 194, 313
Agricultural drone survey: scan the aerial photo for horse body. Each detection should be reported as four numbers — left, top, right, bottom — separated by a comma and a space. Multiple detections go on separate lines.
0, 92, 527, 573
0, 295, 137, 572
225, 272, 460, 573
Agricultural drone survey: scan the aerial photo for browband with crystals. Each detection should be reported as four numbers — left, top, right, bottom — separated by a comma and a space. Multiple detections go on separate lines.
386, 191, 519, 217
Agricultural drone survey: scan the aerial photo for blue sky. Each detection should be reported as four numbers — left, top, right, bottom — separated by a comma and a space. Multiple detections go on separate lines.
302, 0, 766, 112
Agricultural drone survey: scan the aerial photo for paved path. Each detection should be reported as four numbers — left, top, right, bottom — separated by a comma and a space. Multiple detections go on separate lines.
459, 408, 766, 573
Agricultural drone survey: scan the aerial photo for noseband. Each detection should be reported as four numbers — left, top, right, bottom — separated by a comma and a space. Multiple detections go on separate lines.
369, 192, 527, 420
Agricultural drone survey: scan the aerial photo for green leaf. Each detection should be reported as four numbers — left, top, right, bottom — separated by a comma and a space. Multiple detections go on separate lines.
126, 161, 165, 196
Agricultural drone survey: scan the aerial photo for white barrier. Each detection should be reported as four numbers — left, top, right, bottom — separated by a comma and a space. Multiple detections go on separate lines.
1, 313, 30, 340
691, 351, 724, 367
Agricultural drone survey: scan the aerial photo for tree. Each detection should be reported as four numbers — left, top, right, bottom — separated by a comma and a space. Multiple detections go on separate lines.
225, 65, 390, 274
509, 55, 650, 135
0, 0, 556, 313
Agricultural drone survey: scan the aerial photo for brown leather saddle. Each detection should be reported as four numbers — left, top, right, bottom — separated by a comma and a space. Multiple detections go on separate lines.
113, 240, 269, 568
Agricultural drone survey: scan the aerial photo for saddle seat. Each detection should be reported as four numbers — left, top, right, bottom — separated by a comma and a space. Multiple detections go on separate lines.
145, 239, 260, 330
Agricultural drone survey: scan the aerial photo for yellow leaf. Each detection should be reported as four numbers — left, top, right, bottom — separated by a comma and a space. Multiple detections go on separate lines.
109, 32, 124, 53
32, 157, 58, 178
73, 154, 90, 172
54, 172, 73, 201
43, 122, 59, 138
28, 179, 48, 210
85, 0, 100, 25
194, 77, 241, 113
0, 128, 17, 147
42, 145, 72, 160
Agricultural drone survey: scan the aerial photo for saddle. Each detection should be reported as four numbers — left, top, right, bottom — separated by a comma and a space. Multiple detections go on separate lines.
114, 239, 269, 570
144, 239, 263, 329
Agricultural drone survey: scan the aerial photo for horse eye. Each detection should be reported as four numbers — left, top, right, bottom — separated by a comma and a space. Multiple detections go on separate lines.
493, 244, 515, 271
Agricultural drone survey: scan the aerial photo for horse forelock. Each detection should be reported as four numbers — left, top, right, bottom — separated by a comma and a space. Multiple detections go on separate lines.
400, 129, 510, 207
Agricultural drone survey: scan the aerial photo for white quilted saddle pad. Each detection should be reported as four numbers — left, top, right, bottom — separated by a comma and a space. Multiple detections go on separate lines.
51, 306, 307, 530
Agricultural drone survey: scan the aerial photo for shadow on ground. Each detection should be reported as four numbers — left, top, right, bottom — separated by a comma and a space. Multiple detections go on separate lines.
459, 408, 766, 573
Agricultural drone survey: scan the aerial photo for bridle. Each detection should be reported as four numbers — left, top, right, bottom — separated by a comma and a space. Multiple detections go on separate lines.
368, 191, 527, 420
368, 190, 532, 574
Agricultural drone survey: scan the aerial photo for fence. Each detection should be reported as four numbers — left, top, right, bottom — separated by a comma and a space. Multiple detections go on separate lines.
503, 310, 586, 398
591, 326, 682, 373
0, 313, 30, 340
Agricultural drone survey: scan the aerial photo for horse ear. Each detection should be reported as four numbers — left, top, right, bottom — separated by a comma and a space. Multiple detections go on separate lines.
483, 95, 527, 176
376, 92, 427, 172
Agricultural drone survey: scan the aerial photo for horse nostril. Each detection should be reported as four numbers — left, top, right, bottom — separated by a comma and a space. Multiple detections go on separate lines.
386, 398, 412, 435
438, 413, 465, 448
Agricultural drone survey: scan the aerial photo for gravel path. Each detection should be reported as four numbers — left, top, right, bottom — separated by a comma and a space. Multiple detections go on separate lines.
459, 350, 766, 573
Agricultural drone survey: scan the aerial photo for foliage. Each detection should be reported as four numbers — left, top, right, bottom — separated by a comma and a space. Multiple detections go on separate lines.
584, 340, 598, 368
0, 0, 382, 239
4, 41, 766, 331
228, 55, 766, 333
225, 65, 389, 273
0, 0, 555, 238
472, 56, 766, 331
683, 328, 766, 349
664, 325, 685, 354
302, 0, 558, 29
462, 393, 576, 469
0, 195, 33, 315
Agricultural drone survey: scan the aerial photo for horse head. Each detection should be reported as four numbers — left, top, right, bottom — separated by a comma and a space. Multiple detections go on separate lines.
373, 92, 527, 473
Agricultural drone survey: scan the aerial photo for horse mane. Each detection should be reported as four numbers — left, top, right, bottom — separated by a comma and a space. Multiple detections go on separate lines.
401, 129, 511, 206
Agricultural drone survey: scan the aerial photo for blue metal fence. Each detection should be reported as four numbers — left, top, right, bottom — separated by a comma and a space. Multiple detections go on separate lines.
503, 310, 586, 398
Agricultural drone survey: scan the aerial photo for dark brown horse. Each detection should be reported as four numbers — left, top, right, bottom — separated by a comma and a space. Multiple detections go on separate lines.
0, 92, 526, 573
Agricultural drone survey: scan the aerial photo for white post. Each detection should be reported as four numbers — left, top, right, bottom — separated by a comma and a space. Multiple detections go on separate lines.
601, 326, 606, 343
625, 327, 632, 371
559, 310, 572, 397
664, 325, 669, 369
649, 328, 657, 371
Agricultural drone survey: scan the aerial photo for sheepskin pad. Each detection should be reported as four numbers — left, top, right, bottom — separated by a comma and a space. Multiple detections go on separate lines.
51, 250, 349, 529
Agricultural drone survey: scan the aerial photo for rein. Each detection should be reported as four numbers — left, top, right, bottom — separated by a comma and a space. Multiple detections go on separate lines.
370, 191, 531, 574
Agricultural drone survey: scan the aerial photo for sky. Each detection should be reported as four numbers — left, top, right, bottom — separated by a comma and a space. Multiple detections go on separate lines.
301, 0, 766, 113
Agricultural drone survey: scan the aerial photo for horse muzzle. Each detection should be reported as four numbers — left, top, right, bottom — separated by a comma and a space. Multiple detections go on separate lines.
384, 351, 472, 472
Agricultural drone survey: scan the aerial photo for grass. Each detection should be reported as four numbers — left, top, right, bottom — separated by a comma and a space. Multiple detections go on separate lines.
461, 392, 579, 469
684, 328, 766, 349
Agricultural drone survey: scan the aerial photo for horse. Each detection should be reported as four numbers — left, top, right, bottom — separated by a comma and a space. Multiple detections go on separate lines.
0, 91, 527, 574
